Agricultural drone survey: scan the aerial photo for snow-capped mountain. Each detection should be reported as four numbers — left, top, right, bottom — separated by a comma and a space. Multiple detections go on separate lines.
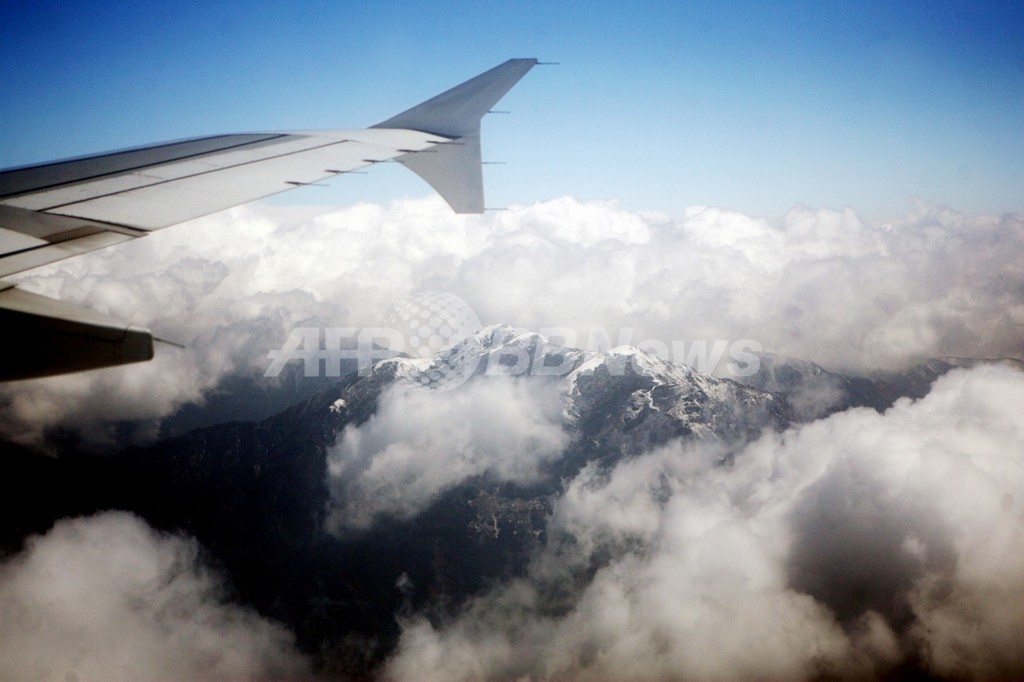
2, 325, 1011, 678
341, 324, 787, 456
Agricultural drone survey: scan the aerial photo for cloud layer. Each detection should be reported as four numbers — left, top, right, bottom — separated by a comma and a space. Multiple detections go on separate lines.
3, 195, 1022, 679
385, 364, 1024, 680
327, 377, 567, 531
3, 196, 1022, 444
0, 512, 308, 681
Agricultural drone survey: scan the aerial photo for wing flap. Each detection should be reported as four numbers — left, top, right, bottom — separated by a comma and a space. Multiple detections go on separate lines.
0, 231, 135, 278
0, 205, 146, 277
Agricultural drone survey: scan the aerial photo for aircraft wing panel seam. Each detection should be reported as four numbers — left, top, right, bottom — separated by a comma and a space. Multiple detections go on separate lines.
33, 138, 361, 214
0, 231, 137, 277
0, 227, 110, 260
0, 133, 296, 200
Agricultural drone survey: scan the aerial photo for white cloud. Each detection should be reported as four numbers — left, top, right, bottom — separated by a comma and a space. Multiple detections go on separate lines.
385, 364, 1024, 680
3, 196, 1022, 445
0, 512, 308, 681
3, 193, 1021, 678
327, 377, 567, 531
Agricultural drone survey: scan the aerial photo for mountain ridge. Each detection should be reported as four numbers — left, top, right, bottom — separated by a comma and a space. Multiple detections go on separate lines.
2, 325, 1017, 677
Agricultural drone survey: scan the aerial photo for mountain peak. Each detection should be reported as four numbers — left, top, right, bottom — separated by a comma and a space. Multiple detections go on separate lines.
363, 324, 785, 452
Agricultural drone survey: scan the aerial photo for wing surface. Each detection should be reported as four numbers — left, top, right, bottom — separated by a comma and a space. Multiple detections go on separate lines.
0, 58, 537, 379
0, 129, 444, 277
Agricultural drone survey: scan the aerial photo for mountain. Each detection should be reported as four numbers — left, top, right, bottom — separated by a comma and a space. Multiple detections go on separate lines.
737, 351, 1024, 420
383, 325, 789, 452
0, 325, 1005, 677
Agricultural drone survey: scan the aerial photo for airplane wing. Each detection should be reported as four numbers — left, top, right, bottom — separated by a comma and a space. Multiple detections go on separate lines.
0, 58, 537, 380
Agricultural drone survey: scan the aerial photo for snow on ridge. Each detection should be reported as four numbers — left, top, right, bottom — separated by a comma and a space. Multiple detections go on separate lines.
374, 324, 756, 415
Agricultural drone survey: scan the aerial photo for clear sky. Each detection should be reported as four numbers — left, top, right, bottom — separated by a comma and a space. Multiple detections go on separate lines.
2, 0, 1023, 219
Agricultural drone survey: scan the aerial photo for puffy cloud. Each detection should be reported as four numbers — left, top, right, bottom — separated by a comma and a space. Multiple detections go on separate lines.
3, 192, 1021, 678
385, 364, 1024, 680
327, 377, 567, 531
482, 201, 1023, 372
0, 208, 342, 447
0, 512, 308, 681
3, 196, 1022, 445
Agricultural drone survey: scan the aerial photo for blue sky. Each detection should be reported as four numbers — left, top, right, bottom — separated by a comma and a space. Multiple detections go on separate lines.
2, 0, 1022, 218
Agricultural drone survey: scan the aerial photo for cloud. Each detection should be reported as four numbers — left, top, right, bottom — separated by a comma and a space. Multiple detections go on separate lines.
459, 200, 1024, 374
3, 193, 1021, 678
326, 377, 567, 531
384, 364, 1024, 681
3, 196, 1022, 445
0, 512, 308, 681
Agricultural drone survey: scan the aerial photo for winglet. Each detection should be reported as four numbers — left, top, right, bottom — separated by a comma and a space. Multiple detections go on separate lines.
373, 58, 538, 138
373, 59, 538, 213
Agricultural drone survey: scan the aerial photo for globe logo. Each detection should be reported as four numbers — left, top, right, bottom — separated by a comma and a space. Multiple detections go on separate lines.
385, 291, 482, 390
